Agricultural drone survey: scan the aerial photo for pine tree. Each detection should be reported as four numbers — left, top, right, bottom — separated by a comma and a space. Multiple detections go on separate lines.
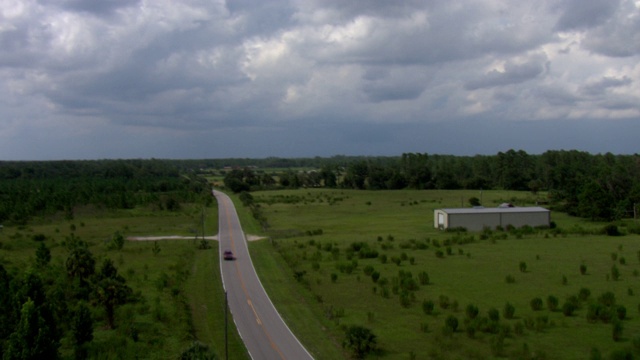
72, 302, 93, 360
4, 298, 60, 360
93, 259, 132, 329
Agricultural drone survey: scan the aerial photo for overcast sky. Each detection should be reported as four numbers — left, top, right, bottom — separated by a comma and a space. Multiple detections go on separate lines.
1, 0, 639, 160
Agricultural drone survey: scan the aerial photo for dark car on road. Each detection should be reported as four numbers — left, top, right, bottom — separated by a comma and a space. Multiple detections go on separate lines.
223, 250, 235, 260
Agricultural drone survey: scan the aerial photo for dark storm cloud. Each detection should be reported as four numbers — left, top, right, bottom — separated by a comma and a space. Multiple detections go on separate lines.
464, 57, 548, 90
554, 0, 621, 31
580, 76, 632, 96
52, 0, 140, 16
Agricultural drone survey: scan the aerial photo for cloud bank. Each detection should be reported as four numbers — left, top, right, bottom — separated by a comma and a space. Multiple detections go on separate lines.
1, 0, 639, 159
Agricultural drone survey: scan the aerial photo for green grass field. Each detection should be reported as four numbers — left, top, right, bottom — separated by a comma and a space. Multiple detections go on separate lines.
4, 188, 640, 359
237, 189, 640, 359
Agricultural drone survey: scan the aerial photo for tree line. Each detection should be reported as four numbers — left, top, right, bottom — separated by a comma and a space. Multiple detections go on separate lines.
223, 150, 640, 222
0, 159, 212, 224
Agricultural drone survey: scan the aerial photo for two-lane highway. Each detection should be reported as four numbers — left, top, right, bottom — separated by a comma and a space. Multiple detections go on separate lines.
214, 190, 314, 360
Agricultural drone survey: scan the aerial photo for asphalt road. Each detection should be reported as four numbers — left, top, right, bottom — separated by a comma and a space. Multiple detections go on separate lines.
214, 190, 314, 360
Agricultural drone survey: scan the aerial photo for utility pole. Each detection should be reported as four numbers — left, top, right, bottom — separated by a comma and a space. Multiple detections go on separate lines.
225, 291, 228, 360
201, 207, 205, 240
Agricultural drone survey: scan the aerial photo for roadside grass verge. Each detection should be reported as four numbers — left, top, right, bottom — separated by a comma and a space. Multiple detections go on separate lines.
185, 241, 250, 360
249, 240, 348, 360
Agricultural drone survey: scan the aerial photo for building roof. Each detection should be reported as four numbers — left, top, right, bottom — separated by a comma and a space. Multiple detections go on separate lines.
438, 207, 549, 214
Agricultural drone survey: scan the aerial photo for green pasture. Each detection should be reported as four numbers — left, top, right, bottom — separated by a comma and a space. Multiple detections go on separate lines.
238, 189, 640, 359
0, 204, 248, 359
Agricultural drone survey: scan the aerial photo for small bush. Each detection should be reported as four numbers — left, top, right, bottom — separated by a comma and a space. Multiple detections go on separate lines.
519, 261, 527, 273
604, 224, 621, 236
505, 275, 516, 284
503, 302, 516, 319
418, 271, 430, 285
580, 264, 587, 275
465, 304, 479, 319
438, 295, 450, 309
488, 308, 500, 322
578, 288, 591, 301
444, 315, 459, 333
32, 233, 47, 242
363, 265, 374, 276
612, 321, 623, 342
611, 265, 621, 281
371, 271, 380, 283
422, 300, 435, 315
547, 295, 559, 312
530, 297, 543, 311
562, 301, 577, 316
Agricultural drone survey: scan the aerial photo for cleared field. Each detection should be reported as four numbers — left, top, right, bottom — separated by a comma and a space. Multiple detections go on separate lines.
240, 189, 640, 359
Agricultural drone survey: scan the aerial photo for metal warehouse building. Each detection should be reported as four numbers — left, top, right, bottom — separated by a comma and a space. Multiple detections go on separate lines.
434, 207, 551, 231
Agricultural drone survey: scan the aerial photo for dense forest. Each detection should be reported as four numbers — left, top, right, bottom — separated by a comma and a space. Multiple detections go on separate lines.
0, 159, 212, 225
2, 149, 640, 224
221, 150, 640, 222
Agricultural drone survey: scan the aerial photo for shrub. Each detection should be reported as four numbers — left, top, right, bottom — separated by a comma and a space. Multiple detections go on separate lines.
503, 302, 516, 319
418, 271, 430, 285
488, 308, 500, 322
371, 271, 380, 283
422, 300, 435, 315
612, 320, 623, 342
179, 341, 216, 360
363, 265, 374, 276
32, 233, 47, 242
519, 261, 527, 273
505, 275, 516, 284
598, 291, 616, 307
342, 325, 378, 359
562, 301, 577, 316
580, 264, 587, 275
530, 297, 543, 311
465, 304, 479, 319
578, 288, 591, 301
399, 290, 413, 308
616, 305, 627, 320
547, 295, 559, 312
438, 295, 450, 309
330, 273, 338, 283
444, 315, 459, 333
611, 265, 621, 281
604, 224, 621, 236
